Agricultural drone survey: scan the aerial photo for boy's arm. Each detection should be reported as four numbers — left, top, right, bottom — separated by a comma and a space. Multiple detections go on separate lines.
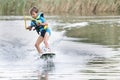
37, 17, 48, 26
39, 22, 48, 26
35, 19, 48, 26
26, 21, 35, 31
37, 21, 48, 30
26, 26, 32, 31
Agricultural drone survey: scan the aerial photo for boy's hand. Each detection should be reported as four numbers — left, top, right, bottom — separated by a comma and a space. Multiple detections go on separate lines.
36, 20, 41, 26
26, 26, 32, 31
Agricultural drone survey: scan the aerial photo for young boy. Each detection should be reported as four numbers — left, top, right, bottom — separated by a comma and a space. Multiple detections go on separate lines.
27, 7, 51, 56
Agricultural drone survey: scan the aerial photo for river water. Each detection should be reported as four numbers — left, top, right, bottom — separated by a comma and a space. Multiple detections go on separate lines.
0, 15, 120, 80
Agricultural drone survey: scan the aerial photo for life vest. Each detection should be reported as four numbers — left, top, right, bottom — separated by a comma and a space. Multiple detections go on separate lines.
31, 13, 48, 34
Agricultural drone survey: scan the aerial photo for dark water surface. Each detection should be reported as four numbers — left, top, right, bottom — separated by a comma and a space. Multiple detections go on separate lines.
0, 15, 120, 80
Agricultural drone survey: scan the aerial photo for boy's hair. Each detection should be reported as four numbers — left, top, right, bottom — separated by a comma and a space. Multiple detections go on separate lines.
30, 7, 38, 15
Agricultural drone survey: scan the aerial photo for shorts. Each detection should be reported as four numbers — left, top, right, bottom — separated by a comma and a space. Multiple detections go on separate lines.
39, 28, 51, 38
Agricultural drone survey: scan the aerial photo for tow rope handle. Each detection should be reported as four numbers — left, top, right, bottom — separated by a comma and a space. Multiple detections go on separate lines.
24, 16, 27, 30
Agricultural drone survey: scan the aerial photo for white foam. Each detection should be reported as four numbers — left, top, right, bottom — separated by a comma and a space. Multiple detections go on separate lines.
64, 22, 88, 28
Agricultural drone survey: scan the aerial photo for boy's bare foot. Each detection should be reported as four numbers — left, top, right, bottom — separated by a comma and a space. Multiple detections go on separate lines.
39, 52, 43, 57
39, 53, 42, 55
44, 48, 51, 52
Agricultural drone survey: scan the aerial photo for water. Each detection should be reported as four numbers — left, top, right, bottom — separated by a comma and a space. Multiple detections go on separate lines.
0, 15, 120, 80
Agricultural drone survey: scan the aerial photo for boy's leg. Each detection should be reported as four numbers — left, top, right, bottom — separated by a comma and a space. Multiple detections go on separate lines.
44, 32, 50, 49
35, 36, 43, 54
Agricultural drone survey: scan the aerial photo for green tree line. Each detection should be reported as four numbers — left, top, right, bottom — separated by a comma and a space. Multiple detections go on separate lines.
0, 0, 120, 15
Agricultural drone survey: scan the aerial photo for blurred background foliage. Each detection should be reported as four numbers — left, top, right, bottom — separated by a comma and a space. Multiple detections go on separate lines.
0, 0, 120, 15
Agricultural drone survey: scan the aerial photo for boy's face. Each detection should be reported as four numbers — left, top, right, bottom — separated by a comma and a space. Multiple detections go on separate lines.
31, 11, 37, 19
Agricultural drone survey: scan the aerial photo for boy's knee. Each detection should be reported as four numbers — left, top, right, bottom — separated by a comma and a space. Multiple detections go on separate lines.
44, 40, 48, 44
35, 43, 38, 47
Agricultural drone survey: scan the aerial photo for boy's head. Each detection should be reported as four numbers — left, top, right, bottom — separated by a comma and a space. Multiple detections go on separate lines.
30, 7, 38, 18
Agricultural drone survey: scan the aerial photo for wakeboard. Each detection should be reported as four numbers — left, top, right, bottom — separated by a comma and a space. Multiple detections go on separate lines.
40, 52, 56, 59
